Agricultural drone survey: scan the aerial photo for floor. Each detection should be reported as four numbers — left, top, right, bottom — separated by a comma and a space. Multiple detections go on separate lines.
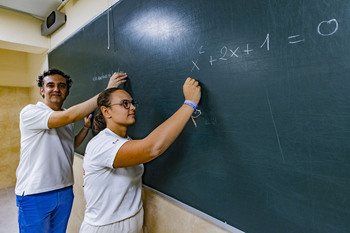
0, 186, 19, 233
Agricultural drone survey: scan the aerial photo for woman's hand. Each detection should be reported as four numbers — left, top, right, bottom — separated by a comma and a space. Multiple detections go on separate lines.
183, 77, 201, 105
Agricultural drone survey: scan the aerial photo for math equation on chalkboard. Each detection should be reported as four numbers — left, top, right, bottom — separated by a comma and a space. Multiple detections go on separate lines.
190, 19, 339, 72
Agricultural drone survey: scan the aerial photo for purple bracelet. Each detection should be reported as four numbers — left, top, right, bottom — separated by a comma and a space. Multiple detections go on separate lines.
184, 100, 198, 111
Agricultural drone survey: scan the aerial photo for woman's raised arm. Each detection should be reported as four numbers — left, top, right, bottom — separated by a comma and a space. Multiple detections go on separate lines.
113, 77, 201, 168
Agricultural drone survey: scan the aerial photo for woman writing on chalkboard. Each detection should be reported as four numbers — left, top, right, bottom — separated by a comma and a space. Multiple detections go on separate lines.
80, 77, 201, 233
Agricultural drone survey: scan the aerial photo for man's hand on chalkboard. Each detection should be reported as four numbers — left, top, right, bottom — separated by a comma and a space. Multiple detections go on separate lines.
107, 72, 128, 89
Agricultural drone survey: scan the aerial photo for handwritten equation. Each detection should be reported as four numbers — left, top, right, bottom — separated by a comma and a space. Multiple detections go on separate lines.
92, 69, 125, 82
191, 19, 339, 72
92, 73, 112, 82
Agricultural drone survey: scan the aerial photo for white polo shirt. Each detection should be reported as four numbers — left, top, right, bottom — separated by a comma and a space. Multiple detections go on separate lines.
83, 128, 144, 226
15, 101, 75, 196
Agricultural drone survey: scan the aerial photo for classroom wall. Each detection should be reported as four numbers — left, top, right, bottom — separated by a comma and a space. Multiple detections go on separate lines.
0, 8, 49, 54
0, 49, 45, 189
0, 86, 30, 189
0, 6, 49, 189
1, 0, 231, 232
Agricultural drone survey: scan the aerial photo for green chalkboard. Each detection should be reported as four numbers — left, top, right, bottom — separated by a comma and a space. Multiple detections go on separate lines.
49, 0, 350, 232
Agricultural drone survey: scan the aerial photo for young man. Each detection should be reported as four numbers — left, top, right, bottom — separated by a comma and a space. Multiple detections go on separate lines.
15, 69, 127, 233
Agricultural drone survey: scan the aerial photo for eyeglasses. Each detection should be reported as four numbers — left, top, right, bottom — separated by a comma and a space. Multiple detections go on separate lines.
107, 99, 138, 109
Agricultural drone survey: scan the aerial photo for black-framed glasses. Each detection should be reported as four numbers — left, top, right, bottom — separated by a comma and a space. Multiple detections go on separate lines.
107, 99, 138, 109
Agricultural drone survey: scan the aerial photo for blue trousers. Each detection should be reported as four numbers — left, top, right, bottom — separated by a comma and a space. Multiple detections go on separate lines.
16, 186, 74, 233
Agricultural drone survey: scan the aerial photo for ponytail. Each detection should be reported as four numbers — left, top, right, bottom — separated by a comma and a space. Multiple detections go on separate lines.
93, 111, 107, 132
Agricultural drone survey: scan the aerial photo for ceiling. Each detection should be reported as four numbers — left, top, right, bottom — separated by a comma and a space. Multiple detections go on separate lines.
0, 0, 66, 20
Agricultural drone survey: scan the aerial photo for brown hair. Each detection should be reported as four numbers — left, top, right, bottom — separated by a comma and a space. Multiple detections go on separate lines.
93, 88, 123, 132
37, 69, 72, 93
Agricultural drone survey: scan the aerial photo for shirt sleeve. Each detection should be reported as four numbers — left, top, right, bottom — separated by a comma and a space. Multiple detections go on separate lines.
20, 104, 54, 130
86, 135, 129, 169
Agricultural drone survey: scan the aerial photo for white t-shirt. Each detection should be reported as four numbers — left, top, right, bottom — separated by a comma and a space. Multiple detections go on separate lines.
83, 128, 144, 226
15, 102, 75, 196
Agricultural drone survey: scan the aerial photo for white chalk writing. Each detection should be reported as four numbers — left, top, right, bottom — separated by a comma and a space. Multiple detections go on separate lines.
191, 19, 339, 72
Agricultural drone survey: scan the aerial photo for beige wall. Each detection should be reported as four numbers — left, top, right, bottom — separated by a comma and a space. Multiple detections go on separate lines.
1, 0, 234, 232
0, 49, 47, 87
0, 86, 31, 189
0, 9, 48, 188
0, 48, 45, 188
142, 188, 234, 233
0, 8, 49, 54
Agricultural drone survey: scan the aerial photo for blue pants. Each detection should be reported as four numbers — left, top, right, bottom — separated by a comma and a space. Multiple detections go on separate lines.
16, 186, 74, 233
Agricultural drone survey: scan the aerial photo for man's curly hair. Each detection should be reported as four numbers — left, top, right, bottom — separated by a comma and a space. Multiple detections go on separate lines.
37, 68, 73, 90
